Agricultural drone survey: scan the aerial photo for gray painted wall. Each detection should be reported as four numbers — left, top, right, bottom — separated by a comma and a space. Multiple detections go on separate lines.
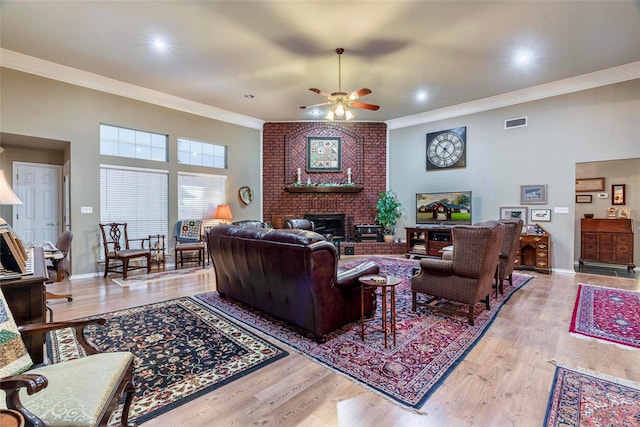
1, 68, 261, 276
389, 79, 640, 272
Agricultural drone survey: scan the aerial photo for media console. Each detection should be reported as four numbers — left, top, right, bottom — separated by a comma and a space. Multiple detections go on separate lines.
405, 226, 453, 258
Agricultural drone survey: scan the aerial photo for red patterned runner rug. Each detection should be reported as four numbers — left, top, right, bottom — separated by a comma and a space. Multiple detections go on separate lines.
569, 283, 640, 349
195, 256, 533, 410
544, 363, 640, 426
47, 297, 288, 426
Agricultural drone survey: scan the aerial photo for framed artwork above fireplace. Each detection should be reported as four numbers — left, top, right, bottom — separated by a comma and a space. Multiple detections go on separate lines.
307, 137, 341, 171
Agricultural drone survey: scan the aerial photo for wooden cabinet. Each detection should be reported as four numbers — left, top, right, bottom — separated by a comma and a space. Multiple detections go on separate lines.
0, 247, 47, 363
405, 227, 452, 258
515, 230, 552, 274
579, 218, 635, 271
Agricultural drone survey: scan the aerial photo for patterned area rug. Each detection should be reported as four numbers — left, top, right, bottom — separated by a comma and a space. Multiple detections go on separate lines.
112, 266, 207, 287
195, 256, 533, 410
544, 363, 640, 426
570, 283, 640, 349
47, 297, 288, 426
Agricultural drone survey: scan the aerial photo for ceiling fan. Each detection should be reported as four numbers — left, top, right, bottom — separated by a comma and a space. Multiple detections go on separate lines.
299, 48, 380, 120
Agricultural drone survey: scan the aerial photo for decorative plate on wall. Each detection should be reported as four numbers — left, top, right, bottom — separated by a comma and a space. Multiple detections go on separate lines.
239, 186, 253, 205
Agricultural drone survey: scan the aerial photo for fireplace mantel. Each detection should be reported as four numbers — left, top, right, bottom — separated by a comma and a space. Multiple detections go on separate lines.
285, 185, 363, 193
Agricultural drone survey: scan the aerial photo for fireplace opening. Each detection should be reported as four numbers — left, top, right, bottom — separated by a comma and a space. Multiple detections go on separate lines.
304, 214, 345, 240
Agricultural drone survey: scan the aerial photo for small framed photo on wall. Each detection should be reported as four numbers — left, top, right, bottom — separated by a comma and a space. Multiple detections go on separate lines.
530, 208, 551, 222
499, 206, 528, 222
611, 184, 625, 205
520, 185, 547, 205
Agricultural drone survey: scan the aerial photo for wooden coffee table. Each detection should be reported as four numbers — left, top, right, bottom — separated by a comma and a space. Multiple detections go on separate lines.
359, 274, 402, 348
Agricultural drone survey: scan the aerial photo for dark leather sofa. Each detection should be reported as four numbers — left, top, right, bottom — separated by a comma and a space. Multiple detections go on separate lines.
207, 224, 379, 342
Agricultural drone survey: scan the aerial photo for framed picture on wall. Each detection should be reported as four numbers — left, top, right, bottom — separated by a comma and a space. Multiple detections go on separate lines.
520, 184, 547, 205
612, 184, 625, 205
575, 177, 605, 192
499, 206, 528, 221
530, 208, 551, 222
575, 194, 592, 203
306, 137, 341, 171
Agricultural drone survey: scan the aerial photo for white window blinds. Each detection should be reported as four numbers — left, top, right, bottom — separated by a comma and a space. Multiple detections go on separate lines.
100, 165, 169, 244
177, 172, 227, 220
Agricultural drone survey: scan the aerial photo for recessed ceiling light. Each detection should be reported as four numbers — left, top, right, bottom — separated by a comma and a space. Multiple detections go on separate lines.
415, 90, 429, 103
514, 49, 533, 66
152, 38, 168, 52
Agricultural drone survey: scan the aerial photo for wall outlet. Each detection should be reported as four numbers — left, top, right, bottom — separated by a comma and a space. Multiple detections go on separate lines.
81, 206, 93, 214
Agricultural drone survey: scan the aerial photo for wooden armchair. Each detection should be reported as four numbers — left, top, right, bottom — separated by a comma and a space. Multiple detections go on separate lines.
411, 222, 504, 325
0, 289, 136, 426
174, 220, 205, 269
99, 223, 151, 279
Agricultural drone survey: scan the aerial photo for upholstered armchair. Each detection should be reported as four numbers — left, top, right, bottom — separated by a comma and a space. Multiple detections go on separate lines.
411, 222, 504, 325
497, 219, 524, 294
284, 218, 333, 241
0, 289, 136, 427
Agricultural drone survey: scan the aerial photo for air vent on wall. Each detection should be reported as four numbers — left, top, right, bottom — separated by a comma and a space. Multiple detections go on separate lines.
505, 116, 527, 129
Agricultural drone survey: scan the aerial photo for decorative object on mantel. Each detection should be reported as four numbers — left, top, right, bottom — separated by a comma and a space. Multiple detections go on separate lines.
375, 190, 403, 242
286, 184, 363, 193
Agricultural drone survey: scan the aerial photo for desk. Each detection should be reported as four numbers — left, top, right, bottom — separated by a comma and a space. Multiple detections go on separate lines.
359, 275, 401, 348
0, 247, 47, 363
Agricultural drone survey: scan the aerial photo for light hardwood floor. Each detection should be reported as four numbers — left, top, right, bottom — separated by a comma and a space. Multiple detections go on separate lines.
45, 258, 640, 427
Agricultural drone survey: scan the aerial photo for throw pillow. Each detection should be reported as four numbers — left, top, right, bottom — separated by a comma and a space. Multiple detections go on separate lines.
0, 289, 33, 377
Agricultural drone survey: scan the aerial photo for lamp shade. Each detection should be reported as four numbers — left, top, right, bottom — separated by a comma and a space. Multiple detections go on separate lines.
0, 170, 22, 205
214, 204, 233, 222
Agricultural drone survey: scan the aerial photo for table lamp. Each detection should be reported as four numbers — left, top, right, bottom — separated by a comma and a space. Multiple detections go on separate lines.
214, 204, 233, 224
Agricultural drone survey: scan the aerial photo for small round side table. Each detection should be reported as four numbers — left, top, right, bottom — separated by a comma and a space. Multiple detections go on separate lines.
0, 409, 25, 427
359, 274, 402, 348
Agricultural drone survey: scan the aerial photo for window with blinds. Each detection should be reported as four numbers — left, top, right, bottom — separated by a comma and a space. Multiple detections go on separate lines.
100, 165, 169, 259
177, 172, 227, 220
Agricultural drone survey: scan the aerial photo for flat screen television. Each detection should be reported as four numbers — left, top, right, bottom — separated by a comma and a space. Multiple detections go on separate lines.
416, 191, 472, 225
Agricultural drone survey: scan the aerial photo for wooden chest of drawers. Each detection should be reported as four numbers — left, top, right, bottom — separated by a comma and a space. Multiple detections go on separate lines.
514, 233, 551, 274
579, 218, 635, 270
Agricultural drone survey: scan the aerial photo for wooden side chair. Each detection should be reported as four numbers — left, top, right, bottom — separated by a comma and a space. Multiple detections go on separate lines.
0, 288, 137, 426
99, 222, 151, 279
174, 220, 205, 269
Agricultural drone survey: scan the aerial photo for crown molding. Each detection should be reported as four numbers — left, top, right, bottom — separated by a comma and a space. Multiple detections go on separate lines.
0, 49, 264, 130
386, 61, 640, 130
3, 49, 638, 131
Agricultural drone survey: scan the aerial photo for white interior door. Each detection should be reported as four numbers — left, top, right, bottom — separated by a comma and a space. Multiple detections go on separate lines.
13, 162, 61, 243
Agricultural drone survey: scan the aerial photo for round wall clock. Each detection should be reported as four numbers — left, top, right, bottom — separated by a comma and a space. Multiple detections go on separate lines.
426, 127, 467, 170
238, 186, 253, 205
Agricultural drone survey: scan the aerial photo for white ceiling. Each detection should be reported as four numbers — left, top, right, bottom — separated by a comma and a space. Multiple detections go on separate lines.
2, 1, 640, 127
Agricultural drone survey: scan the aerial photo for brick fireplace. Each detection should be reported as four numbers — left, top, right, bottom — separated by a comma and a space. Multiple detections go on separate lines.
263, 122, 387, 241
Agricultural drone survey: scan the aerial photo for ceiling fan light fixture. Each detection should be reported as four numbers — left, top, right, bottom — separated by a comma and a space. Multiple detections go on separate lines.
345, 108, 354, 120
325, 110, 335, 120
334, 102, 345, 117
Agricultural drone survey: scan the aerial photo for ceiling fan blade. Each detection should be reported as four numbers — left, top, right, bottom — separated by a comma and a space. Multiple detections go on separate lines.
348, 88, 372, 100
309, 88, 332, 98
350, 101, 380, 111
299, 101, 332, 109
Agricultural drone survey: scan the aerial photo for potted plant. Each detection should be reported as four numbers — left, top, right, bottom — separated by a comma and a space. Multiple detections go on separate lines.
375, 190, 402, 242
